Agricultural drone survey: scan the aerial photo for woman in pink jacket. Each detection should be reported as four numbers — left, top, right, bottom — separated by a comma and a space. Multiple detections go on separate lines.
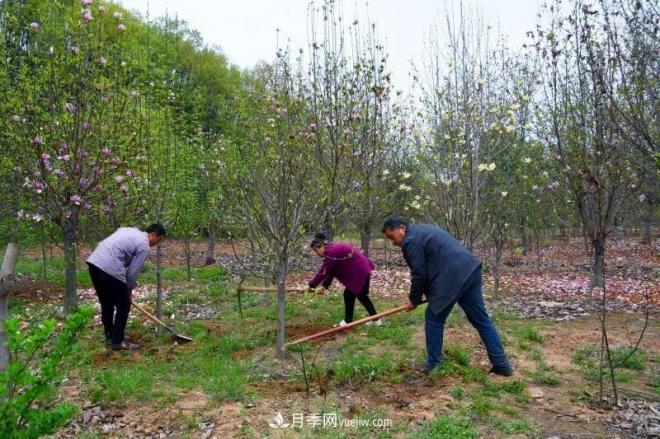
308, 232, 380, 327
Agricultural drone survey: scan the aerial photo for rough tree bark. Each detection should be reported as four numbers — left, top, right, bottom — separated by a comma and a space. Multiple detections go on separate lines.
0, 243, 19, 372
276, 257, 289, 360
205, 228, 216, 265
62, 213, 80, 313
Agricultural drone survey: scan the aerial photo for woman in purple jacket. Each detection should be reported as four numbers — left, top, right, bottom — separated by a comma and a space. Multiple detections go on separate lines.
308, 233, 380, 327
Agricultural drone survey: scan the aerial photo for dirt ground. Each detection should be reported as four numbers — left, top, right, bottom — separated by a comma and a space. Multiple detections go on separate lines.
10, 235, 658, 438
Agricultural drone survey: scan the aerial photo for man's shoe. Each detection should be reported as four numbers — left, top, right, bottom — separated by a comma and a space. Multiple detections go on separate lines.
334, 320, 348, 328
416, 362, 439, 375
365, 319, 382, 327
110, 341, 141, 351
104, 337, 112, 346
489, 366, 513, 377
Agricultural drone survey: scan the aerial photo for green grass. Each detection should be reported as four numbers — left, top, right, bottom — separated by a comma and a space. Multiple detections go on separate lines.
572, 345, 648, 384
413, 415, 479, 439
531, 363, 561, 386
429, 344, 486, 383
450, 384, 465, 399
482, 380, 526, 397
492, 417, 538, 436
509, 322, 544, 344
15, 255, 227, 291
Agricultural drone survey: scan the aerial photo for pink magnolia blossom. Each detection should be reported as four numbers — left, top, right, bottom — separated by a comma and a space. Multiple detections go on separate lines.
114, 175, 125, 184
17, 210, 25, 219
32, 213, 43, 222
79, 177, 89, 188
33, 136, 43, 145
82, 9, 93, 22
82, 0, 92, 5
101, 147, 111, 157
113, 11, 123, 19
117, 23, 126, 32
83, 202, 92, 210
53, 169, 64, 177
69, 45, 80, 55
83, 121, 92, 130
33, 181, 45, 194
111, 158, 121, 166
60, 154, 71, 162
70, 194, 82, 205
30, 22, 40, 30
98, 57, 106, 66
11, 115, 22, 123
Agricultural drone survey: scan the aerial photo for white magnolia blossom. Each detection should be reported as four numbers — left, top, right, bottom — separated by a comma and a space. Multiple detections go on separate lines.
501, 191, 508, 197
478, 163, 496, 172
523, 157, 532, 164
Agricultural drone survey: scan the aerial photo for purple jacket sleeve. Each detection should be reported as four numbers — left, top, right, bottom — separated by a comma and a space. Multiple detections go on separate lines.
308, 256, 337, 289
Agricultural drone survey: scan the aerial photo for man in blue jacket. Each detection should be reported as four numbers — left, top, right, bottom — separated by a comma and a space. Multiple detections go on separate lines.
382, 216, 512, 376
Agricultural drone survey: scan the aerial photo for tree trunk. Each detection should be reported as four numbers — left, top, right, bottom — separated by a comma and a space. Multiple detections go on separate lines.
521, 226, 530, 255
156, 242, 162, 323
493, 243, 501, 300
641, 213, 652, 244
276, 257, 288, 360
205, 228, 216, 265
535, 228, 542, 273
360, 229, 371, 258
63, 214, 80, 313
184, 238, 192, 282
0, 243, 19, 372
41, 226, 47, 280
591, 237, 605, 289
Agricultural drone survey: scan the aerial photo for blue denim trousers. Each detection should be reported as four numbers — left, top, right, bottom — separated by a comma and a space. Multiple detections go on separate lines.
424, 267, 510, 370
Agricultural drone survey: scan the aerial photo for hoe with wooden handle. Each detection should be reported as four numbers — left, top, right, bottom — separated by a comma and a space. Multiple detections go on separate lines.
285, 300, 427, 348
132, 302, 194, 343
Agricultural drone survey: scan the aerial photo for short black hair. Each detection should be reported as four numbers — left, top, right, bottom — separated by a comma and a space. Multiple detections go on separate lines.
146, 223, 167, 237
310, 232, 329, 248
382, 216, 409, 233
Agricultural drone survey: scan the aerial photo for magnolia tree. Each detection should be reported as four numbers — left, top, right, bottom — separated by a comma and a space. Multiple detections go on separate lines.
535, 0, 656, 405
3, 2, 147, 312
413, 2, 525, 250
535, 0, 647, 290
224, 58, 321, 359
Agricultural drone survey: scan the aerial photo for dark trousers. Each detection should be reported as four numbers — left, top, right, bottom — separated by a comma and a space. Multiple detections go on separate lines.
87, 263, 131, 345
425, 267, 510, 370
344, 277, 378, 323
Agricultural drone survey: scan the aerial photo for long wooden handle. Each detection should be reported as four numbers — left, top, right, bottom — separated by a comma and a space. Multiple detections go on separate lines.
238, 286, 307, 293
132, 302, 175, 333
285, 300, 427, 347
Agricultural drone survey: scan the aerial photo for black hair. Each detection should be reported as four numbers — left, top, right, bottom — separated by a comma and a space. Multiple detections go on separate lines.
146, 223, 167, 237
310, 232, 329, 248
382, 216, 409, 233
